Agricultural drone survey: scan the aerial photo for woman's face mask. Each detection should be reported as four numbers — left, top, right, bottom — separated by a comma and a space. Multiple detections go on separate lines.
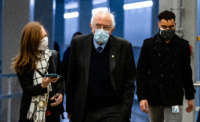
38, 36, 48, 51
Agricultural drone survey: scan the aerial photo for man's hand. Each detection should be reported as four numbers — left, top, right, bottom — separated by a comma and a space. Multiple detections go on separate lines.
140, 99, 149, 113
186, 99, 194, 113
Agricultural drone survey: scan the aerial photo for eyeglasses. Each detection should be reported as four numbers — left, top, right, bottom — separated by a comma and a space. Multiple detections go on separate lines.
95, 24, 112, 30
160, 25, 175, 30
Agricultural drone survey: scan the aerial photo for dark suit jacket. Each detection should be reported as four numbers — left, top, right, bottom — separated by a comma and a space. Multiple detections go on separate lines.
17, 50, 64, 122
66, 34, 136, 122
136, 34, 195, 106
62, 47, 70, 84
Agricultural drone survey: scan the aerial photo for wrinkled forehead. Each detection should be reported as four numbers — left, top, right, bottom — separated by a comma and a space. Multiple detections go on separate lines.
93, 13, 113, 26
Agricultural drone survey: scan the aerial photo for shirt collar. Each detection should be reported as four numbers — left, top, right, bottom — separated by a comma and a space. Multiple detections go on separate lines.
93, 38, 107, 50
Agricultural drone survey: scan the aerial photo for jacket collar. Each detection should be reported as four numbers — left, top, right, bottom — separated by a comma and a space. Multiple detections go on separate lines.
154, 33, 179, 44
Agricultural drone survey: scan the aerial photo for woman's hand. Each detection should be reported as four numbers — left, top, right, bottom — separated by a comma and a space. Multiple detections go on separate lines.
41, 77, 59, 88
50, 93, 63, 107
41, 77, 51, 88
49, 77, 59, 83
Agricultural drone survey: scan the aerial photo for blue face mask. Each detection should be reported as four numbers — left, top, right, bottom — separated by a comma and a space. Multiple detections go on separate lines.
94, 29, 109, 44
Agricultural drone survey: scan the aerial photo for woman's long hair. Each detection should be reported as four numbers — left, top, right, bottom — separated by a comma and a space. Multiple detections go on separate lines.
12, 22, 43, 74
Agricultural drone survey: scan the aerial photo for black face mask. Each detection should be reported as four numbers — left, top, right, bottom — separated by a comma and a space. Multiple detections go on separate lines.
160, 29, 175, 41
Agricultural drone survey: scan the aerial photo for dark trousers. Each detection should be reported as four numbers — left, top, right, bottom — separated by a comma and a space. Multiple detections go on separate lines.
46, 114, 60, 122
84, 105, 129, 122
149, 106, 182, 122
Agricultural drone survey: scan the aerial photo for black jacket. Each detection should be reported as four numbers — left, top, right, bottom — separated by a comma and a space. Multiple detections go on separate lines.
17, 50, 64, 122
66, 34, 136, 122
136, 33, 195, 106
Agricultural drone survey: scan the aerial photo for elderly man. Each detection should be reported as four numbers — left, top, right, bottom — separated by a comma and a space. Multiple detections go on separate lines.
65, 11, 136, 122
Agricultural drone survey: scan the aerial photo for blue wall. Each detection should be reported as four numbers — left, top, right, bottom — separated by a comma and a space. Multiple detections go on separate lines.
64, 18, 78, 48
109, 0, 124, 37
79, 0, 92, 34
55, 0, 65, 55
124, 7, 152, 47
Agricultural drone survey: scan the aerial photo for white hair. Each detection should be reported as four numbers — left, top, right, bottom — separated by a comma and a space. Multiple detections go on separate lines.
90, 10, 116, 27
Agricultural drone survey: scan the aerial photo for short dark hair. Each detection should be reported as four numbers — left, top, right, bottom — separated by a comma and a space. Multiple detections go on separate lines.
158, 10, 175, 21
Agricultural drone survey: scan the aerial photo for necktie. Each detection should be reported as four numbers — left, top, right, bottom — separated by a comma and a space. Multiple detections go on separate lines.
97, 46, 103, 53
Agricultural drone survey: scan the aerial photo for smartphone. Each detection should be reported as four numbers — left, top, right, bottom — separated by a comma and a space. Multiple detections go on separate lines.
45, 73, 62, 78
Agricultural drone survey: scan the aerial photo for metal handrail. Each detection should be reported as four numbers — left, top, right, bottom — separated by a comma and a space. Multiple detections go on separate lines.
0, 73, 20, 100
0, 73, 20, 122
194, 82, 200, 87
0, 92, 22, 99
0, 73, 16, 78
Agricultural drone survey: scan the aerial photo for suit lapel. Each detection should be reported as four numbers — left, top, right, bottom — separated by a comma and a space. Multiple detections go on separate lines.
109, 36, 120, 90
83, 34, 93, 88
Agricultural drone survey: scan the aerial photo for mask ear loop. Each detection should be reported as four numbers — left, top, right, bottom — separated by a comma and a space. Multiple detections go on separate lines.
159, 28, 164, 35
38, 37, 48, 51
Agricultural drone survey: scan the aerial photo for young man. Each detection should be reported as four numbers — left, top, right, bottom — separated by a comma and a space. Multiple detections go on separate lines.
137, 10, 195, 122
